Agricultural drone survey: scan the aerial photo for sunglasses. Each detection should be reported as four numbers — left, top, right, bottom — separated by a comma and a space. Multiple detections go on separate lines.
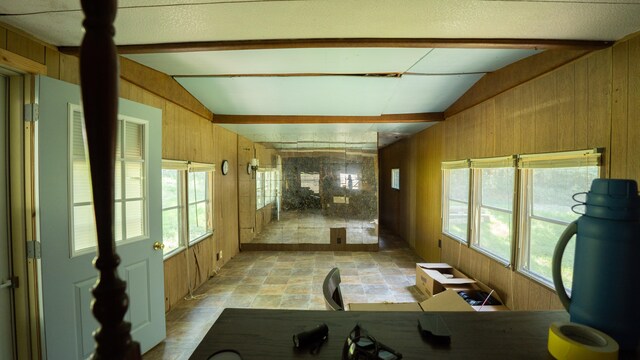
343, 325, 403, 360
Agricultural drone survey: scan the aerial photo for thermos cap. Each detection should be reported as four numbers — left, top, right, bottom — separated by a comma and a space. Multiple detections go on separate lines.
584, 179, 640, 220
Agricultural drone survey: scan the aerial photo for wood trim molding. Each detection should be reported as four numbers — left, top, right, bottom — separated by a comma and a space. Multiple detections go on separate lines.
213, 113, 444, 124
445, 49, 592, 117
0, 48, 47, 75
119, 57, 213, 120
58, 38, 613, 55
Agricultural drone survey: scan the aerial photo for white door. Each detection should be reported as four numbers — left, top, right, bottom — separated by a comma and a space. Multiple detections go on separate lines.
36, 76, 165, 359
0, 75, 15, 360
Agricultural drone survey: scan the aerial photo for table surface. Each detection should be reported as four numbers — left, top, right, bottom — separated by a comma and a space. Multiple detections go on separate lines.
190, 308, 570, 359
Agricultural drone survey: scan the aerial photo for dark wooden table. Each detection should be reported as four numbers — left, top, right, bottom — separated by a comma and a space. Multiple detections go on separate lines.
190, 309, 570, 359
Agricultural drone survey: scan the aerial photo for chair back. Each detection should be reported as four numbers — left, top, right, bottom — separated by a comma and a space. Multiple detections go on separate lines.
323, 267, 344, 311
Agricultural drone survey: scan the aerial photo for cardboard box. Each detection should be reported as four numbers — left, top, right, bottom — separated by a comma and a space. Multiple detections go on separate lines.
415, 263, 476, 297
348, 288, 507, 312
330, 227, 346, 245
349, 302, 423, 311
463, 280, 509, 312
419, 289, 508, 312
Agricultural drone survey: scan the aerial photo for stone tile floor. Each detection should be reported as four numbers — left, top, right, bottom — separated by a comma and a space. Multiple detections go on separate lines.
250, 209, 378, 244
144, 233, 425, 359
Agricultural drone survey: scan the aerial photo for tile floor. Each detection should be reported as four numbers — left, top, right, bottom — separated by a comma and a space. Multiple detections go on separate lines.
250, 209, 378, 244
143, 230, 425, 360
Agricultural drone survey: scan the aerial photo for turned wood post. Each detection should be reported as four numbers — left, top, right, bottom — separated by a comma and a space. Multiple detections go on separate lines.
79, 0, 141, 358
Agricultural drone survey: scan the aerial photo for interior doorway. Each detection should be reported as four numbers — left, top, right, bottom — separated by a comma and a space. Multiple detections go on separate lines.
0, 74, 16, 360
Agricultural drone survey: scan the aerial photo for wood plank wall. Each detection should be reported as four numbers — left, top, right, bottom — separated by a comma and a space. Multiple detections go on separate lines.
0, 23, 242, 312
380, 35, 640, 310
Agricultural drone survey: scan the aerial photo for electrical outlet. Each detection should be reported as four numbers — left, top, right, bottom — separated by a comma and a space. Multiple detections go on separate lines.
216, 250, 223, 260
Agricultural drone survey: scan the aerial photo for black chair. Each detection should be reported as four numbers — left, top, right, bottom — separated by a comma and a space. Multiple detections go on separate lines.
323, 267, 344, 311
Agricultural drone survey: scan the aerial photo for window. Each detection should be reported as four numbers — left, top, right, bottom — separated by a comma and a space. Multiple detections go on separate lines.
161, 161, 186, 256
391, 168, 400, 190
300, 172, 320, 194
470, 157, 515, 263
518, 150, 600, 288
256, 170, 264, 210
264, 170, 273, 204
187, 169, 212, 244
442, 160, 470, 243
70, 104, 148, 256
256, 168, 279, 209
161, 160, 213, 258
340, 173, 359, 190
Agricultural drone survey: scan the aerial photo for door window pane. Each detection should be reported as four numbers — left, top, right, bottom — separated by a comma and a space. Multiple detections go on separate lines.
69, 105, 148, 256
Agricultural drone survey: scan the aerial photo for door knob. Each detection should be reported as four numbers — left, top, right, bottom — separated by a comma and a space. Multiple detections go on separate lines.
153, 241, 165, 251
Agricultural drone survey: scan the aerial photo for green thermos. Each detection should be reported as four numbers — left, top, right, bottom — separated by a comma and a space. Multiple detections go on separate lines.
553, 179, 640, 351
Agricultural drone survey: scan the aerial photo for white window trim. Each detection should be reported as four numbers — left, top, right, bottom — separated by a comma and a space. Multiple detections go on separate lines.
469, 162, 516, 265
391, 168, 400, 190
441, 150, 601, 291
68, 104, 150, 258
187, 167, 214, 245
515, 149, 601, 289
161, 162, 188, 260
161, 160, 215, 257
115, 114, 150, 247
441, 160, 471, 244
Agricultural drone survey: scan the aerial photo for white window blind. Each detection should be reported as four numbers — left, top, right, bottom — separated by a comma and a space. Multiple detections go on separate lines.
69, 104, 148, 257
518, 149, 601, 168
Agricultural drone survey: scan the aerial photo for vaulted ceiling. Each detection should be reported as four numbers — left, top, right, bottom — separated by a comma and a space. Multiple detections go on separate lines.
2, 1, 639, 148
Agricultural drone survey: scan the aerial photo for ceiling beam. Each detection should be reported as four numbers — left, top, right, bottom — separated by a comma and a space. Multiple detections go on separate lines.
213, 113, 444, 124
60, 38, 613, 55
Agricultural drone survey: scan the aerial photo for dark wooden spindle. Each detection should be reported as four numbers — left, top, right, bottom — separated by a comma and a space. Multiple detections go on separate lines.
78, 0, 141, 358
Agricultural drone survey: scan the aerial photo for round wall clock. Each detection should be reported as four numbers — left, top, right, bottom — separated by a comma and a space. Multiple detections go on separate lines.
221, 160, 229, 175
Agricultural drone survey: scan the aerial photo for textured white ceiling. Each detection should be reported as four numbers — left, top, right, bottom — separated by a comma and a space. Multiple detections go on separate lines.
3, 0, 639, 147
2, 0, 640, 46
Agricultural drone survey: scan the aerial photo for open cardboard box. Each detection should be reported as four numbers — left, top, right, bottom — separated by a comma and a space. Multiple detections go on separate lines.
415, 263, 476, 298
349, 287, 507, 312
349, 262, 508, 312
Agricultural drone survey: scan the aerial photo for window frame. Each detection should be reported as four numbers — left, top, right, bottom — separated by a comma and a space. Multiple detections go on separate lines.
300, 171, 320, 194
68, 104, 149, 258
516, 154, 601, 288
339, 173, 359, 190
161, 162, 188, 259
391, 168, 400, 190
161, 160, 214, 259
441, 160, 470, 244
187, 164, 214, 246
469, 157, 516, 265
256, 169, 265, 210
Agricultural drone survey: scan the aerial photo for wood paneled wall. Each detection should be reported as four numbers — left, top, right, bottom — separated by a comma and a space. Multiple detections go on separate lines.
380, 34, 640, 310
0, 23, 242, 312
